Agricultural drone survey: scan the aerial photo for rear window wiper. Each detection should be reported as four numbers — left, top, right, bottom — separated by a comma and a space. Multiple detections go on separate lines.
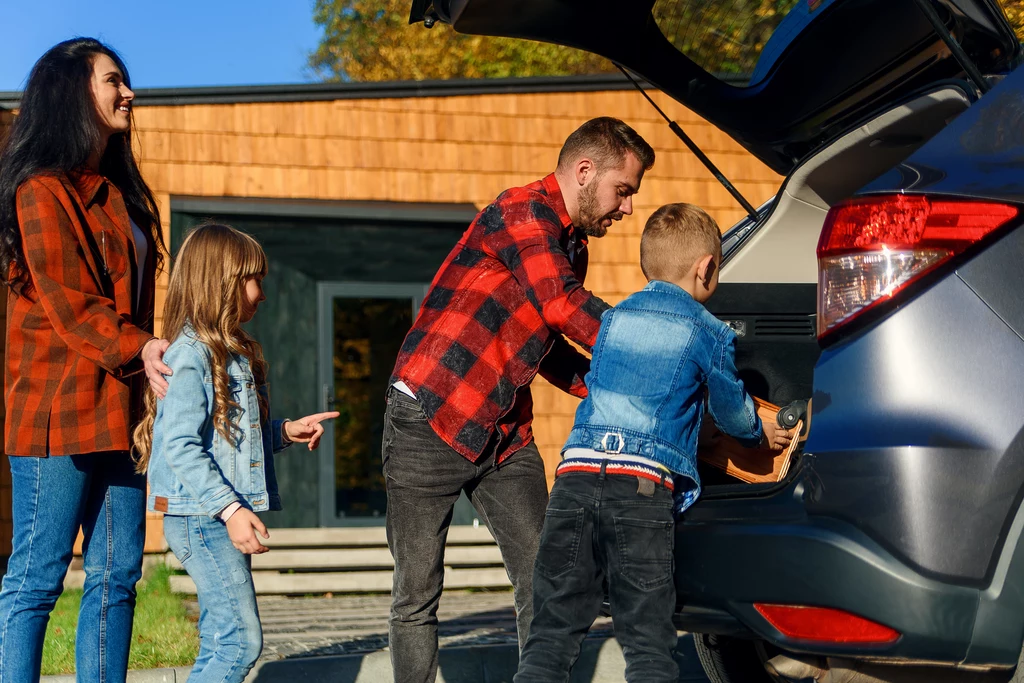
616, 64, 760, 223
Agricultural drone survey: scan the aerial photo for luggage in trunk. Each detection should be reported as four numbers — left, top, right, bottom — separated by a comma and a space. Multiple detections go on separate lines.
697, 397, 804, 484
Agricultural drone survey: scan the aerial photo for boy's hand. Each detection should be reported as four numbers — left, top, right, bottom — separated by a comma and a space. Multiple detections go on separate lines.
226, 509, 270, 554
762, 420, 794, 451
284, 411, 341, 450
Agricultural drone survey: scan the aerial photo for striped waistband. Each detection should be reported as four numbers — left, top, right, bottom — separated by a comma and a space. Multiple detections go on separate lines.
555, 457, 674, 492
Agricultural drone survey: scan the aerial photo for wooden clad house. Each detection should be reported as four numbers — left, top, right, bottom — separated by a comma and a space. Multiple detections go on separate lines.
0, 76, 780, 559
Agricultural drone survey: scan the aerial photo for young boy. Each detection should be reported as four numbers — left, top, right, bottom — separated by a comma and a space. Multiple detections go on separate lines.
514, 203, 792, 683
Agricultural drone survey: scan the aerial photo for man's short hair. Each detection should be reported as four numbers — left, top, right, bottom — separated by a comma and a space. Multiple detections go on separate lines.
640, 203, 722, 282
557, 117, 655, 173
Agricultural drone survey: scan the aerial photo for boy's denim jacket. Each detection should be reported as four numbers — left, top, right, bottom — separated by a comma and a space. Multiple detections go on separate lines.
563, 280, 762, 512
147, 327, 290, 518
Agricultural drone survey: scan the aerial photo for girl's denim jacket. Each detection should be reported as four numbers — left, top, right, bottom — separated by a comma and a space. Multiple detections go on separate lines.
563, 280, 763, 512
146, 328, 289, 518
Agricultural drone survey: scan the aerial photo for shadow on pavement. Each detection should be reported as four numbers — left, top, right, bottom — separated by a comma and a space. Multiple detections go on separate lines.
270, 606, 525, 659
249, 633, 709, 682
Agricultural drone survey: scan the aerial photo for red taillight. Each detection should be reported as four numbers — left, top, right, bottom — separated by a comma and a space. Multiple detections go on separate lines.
754, 604, 900, 644
816, 195, 1018, 338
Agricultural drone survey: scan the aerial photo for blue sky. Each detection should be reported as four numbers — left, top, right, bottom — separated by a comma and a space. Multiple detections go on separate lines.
0, 0, 323, 91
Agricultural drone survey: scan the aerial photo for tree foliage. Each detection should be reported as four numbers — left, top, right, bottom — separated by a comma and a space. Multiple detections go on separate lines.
1003, 0, 1024, 42
308, 0, 614, 82
309, 0, 1024, 83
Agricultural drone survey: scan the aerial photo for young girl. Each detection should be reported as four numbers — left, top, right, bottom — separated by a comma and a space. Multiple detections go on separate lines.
133, 223, 337, 682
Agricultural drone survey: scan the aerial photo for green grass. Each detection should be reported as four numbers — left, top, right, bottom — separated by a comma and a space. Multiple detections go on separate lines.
41, 563, 199, 675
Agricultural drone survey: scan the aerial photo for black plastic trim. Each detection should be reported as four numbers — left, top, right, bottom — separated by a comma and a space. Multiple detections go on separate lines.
705, 283, 816, 317
169, 195, 479, 224
672, 605, 752, 637
0, 73, 746, 110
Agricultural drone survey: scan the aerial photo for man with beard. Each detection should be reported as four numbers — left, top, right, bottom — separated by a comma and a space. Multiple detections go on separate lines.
383, 117, 655, 683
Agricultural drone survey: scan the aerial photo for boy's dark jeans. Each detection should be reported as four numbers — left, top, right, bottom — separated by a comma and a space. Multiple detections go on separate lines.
515, 467, 679, 683
383, 387, 549, 683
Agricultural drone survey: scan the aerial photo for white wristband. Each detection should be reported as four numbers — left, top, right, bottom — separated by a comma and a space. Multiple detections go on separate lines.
219, 502, 242, 521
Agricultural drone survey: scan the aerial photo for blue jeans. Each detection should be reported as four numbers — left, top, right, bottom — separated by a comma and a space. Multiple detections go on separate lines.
163, 514, 262, 683
0, 452, 146, 683
515, 468, 679, 683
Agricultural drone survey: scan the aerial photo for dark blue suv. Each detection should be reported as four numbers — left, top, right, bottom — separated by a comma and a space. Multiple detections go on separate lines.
412, 1, 1024, 680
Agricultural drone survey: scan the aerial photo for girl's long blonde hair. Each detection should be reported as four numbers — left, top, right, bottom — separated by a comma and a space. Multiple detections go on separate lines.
133, 223, 269, 472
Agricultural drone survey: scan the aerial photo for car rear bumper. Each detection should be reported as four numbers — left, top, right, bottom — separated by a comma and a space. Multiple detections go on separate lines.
673, 463, 1024, 668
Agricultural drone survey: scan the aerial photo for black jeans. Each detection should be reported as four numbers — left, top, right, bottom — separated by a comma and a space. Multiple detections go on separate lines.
515, 466, 678, 683
383, 387, 549, 683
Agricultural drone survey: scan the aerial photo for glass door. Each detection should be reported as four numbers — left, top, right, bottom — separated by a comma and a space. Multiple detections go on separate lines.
317, 283, 426, 526
317, 282, 481, 528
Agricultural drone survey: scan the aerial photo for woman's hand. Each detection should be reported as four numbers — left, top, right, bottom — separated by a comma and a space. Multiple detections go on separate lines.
762, 421, 794, 451
284, 411, 341, 450
142, 338, 173, 398
226, 508, 270, 555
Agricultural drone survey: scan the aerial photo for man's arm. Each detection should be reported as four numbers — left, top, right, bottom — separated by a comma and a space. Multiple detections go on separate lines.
538, 336, 591, 398
483, 198, 610, 350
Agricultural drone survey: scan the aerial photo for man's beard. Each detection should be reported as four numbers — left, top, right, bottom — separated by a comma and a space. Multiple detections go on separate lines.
576, 181, 621, 238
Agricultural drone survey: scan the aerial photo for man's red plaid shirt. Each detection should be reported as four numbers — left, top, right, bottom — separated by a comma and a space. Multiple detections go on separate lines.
5, 171, 156, 456
392, 173, 610, 463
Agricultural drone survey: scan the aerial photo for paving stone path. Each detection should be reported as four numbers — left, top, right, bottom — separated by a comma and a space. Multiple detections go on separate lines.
189, 589, 613, 660
185, 589, 712, 680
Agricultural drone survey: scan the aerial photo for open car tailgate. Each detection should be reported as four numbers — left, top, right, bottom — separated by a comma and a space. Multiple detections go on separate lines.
411, 0, 1020, 174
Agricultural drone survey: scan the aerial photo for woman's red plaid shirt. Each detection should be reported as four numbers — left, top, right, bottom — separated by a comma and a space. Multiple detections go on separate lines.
5, 171, 155, 456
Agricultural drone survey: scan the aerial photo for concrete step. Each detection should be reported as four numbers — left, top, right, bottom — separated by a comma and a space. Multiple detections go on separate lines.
64, 525, 506, 595
164, 544, 504, 571
256, 525, 495, 548
168, 566, 511, 595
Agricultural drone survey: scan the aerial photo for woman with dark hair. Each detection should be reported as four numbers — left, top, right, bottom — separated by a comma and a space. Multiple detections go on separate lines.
0, 38, 172, 681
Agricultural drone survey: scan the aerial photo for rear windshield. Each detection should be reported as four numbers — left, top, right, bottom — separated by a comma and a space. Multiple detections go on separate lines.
652, 0, 837, 86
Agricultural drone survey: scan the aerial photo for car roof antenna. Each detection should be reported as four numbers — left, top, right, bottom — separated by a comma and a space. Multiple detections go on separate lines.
616, 63, 760, 223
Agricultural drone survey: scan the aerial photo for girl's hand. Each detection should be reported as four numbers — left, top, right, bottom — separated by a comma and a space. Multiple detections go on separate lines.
226, 509, 270, 554
762, 421, 794, 451
284, 411, 341, 450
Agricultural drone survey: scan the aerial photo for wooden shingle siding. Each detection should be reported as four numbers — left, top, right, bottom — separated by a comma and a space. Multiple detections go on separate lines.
131, 88, 781, 489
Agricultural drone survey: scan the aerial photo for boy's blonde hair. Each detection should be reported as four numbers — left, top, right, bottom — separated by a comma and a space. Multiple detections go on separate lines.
640, 203, 722, 283
132, 223, 269, 472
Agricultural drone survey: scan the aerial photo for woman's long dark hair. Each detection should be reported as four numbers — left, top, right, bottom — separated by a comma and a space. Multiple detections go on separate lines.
0, 38, 163, 293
